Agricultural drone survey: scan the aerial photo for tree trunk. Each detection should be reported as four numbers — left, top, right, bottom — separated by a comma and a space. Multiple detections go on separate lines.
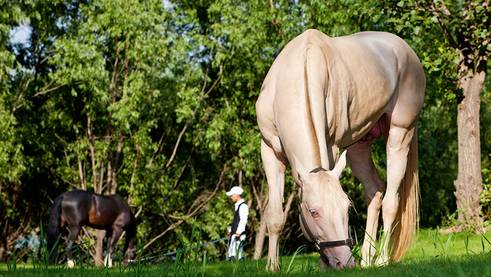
94, 230, 106, 267
93, 172, 105, 266
251, 180, 268, 260
0, 243, 5, 261
253, 217, 267, 260
454, 67, 485, 232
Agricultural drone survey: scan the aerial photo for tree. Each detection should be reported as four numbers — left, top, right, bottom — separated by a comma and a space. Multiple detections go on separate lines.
1, 0, 488, 264
418, 0, 490, 232
0, 0, 27, 261
44, 0, 210, 263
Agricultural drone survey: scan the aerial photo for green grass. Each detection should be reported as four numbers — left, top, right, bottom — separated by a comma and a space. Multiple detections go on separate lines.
2, 229, 491, 276
405, 228, 491, 259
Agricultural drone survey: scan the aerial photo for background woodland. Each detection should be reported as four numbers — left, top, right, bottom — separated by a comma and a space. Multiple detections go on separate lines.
0, 0, 490, 263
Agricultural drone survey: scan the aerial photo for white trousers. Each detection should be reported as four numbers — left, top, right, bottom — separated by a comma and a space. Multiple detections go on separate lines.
227, 234, 245, 260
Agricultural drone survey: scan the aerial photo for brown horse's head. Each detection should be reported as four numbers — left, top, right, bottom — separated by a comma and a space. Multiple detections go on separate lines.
296, 151, 355, 269
123, 215, 138, 264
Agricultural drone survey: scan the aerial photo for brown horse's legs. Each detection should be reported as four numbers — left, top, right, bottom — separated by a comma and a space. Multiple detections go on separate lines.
104, 227, 123, 267
66, 225, 80, 268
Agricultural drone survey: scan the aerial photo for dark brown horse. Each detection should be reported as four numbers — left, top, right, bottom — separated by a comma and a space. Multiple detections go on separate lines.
47, 190, 137, 267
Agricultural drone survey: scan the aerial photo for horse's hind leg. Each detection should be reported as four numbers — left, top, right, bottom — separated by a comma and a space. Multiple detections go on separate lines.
347, 141, 384, 267
103, 231, 111, 267
261, 139, 286, 272
376, 125, 415, 266
66, 225, 80, 268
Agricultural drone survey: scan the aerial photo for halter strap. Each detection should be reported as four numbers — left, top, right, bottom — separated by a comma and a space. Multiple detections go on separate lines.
317, 238, 354, 249
309, 167, 327, 174
299, 211, 353, 251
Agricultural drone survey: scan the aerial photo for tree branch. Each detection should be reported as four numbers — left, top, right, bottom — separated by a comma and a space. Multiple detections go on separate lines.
165, 67, 222, 168
33, 83, 65, 98
142, 219, 184, 251
165, 123, 188, 168
149, 129, 169, 167
87, 116, 98, 192
173, 152, 193, 189
186, 164, 227, 216
142, 164, 227, 251
78, 157, 86, 190
282, 189, 296, 226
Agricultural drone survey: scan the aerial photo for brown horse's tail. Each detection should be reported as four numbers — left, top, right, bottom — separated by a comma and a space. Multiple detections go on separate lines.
47, 195, 63, 263
390, 128, 420, 261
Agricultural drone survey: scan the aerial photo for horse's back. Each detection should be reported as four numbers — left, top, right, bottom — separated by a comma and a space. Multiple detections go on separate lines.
329, 31, 425, 142
58, 190, 132, 228
257, 29, 424, 149
90, 193, 132, 227
58, 190, 93, 226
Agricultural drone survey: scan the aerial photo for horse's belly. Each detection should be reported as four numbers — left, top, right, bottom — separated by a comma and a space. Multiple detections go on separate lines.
88, 206, 115, 228
341, 115, 389, 147
358, 115, 389, 142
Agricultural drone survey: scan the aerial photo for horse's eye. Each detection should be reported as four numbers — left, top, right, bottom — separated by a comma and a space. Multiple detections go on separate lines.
309, 209, 320, 218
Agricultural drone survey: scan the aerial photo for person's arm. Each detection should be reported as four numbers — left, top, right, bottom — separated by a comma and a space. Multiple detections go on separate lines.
235, 204, 249, 235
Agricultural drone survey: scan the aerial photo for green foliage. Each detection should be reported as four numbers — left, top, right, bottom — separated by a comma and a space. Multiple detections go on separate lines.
1, 0, 490, 263
480, 88, 491, 220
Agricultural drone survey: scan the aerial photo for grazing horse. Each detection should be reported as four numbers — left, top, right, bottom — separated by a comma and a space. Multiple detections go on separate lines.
256, 29, 425, 270
47, 190, 137, 267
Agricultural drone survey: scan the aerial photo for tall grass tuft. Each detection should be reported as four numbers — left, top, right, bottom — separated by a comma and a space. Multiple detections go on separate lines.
285, 245, 306, 274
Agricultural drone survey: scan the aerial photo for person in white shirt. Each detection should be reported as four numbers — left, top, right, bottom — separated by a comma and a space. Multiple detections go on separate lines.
225, 186, 249, 261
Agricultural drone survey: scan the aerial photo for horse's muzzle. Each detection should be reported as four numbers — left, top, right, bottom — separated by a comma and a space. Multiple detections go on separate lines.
321, 245, 355, 269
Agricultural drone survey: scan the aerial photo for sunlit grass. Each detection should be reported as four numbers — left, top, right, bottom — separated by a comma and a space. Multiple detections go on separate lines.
405, 229, 491, 259
2, 229, 491, 276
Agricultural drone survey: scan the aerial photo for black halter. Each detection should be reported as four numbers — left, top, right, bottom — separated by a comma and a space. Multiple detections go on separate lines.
309, 166, 327, 174
299, 212, 354, 251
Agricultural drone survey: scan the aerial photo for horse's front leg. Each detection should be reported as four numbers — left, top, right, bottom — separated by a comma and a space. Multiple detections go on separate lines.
363, 190, 383, 266
261, 139, 286, 272
347, 142, 384, 267
105, 227, 124, 268
66, 225, 80, 268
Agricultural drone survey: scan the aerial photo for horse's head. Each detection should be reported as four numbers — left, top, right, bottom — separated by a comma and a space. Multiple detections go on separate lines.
124, 248, 137, 264
123, 215, 138, 264
296, 151, 355, 269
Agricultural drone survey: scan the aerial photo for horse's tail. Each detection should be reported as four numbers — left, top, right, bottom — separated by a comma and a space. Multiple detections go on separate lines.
390, 127, 420, 261
47, 195, 63, 262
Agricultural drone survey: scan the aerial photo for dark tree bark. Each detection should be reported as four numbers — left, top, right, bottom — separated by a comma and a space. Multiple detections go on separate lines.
94, 230, 106, 267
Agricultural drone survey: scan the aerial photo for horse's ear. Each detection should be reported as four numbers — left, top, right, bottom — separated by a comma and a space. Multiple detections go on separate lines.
331, 150, 347, 178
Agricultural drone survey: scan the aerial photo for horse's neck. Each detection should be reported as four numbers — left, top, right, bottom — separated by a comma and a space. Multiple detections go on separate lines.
325, 55, 352, 145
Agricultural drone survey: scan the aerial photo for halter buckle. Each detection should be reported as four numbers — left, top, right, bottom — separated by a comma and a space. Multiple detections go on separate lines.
314, 239, 321, 251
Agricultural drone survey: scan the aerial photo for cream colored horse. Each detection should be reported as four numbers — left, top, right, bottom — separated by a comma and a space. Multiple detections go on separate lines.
256, 29, 425, 270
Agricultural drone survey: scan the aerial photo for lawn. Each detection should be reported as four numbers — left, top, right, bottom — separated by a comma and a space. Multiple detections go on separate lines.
2, 229, 491, 276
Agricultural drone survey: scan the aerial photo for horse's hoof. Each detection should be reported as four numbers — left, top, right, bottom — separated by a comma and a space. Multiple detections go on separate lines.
67, 259, 75, 268
266, 261, 280, 272
374, 257, 389, 267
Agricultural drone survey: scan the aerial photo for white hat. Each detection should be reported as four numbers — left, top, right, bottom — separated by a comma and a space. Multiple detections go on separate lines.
226, 186, 243, 196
